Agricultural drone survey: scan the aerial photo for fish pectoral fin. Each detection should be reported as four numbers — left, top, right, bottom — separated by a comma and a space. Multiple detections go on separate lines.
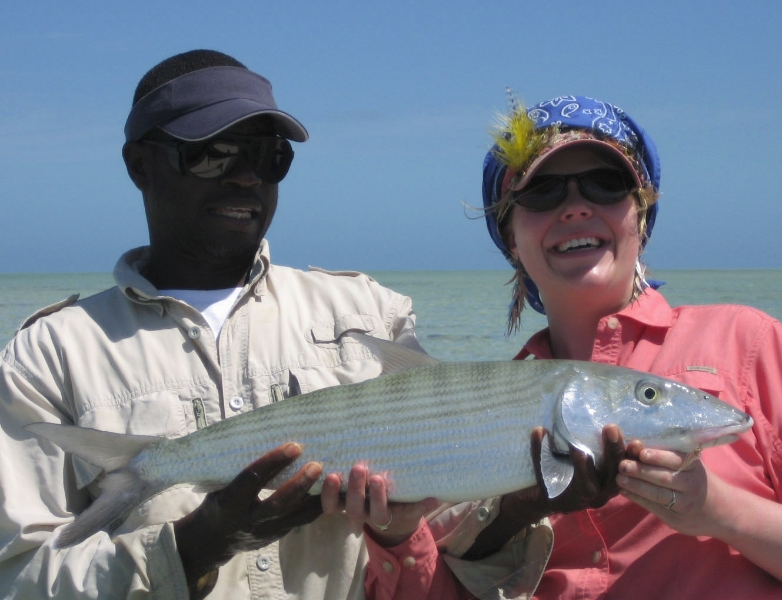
540, 432, 575, 499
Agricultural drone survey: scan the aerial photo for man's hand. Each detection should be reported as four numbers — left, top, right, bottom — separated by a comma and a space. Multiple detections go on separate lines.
520, 424, 636, 515
174, 443, 323, 595
463, 425, 638, 560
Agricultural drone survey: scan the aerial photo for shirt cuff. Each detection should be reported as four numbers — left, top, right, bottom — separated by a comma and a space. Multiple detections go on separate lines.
364, 520, 461, 600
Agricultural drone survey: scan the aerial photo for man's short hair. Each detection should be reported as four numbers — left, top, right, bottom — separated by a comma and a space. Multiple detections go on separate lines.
132, 49, 246, 106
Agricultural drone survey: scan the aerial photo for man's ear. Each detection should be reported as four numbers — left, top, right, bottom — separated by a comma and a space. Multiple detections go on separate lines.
122, 142, 148, 191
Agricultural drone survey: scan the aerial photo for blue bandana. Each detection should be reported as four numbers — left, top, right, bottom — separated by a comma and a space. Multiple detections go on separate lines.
482, 95, 661, 314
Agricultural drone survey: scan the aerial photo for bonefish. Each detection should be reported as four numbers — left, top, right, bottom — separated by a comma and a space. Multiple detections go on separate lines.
27, 333, 752, 547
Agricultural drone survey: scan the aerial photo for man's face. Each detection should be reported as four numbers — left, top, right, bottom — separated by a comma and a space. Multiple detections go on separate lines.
138, 118, 280, 278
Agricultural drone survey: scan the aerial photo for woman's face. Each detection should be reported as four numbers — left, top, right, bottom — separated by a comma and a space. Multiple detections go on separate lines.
506, 146, 642, 312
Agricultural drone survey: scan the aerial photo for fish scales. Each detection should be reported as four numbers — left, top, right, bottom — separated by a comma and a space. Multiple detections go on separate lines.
137, 361, 557, 501
26, 351, 753, 547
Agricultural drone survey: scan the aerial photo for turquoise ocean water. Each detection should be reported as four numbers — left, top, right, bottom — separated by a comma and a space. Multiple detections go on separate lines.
1, 270, 780, 361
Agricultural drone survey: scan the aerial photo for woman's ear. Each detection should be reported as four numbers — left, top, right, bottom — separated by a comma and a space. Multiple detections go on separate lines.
122, 142, 149, 192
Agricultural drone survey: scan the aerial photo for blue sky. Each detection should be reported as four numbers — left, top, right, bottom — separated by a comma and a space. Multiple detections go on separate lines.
2, 1, 781, 273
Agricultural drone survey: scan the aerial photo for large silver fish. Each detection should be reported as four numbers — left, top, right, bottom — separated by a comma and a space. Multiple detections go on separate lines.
27, 334, 752, 548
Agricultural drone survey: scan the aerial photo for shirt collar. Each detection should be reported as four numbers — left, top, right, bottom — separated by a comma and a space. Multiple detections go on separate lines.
114, 241, 272, 304
516, 288, 675, 360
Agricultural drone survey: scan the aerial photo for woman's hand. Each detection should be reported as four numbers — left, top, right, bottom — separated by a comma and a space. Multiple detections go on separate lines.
617, 446, 782, 580
616, 446, 730, 537
321, 464, 439, 547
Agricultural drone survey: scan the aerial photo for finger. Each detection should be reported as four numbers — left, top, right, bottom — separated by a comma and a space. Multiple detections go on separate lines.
344, 464, 369, 519
255, 461, 322, 520
530, 427, 546, 489
320, 473, 345, 515
624, 440, 644, 460
619, 476, 677, 511
600, 425, 626, 488
247, 494, 323, 545
368, 475, 391, 527
638, 448, 691, 472
220, 443, 303, 509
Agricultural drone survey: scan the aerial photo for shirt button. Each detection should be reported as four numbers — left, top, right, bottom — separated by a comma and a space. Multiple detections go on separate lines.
591, 550, 602, 564
402, 556, 416, 568
188, 326, 201, 340
229, 396, 245, 411
256, 555, 271, 571
607, 317, 619, 330
382, 561, 394, 573
476, 506, 490, 521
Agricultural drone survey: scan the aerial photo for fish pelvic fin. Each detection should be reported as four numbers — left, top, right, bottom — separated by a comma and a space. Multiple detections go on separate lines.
540, 432, 575, 499
56, 470, 148, 548
343, 331, 439, 374
25, 422, 159, 472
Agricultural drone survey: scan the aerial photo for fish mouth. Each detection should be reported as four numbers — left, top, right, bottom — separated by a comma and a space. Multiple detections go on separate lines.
553, 236, 605, 254
694, 416, 754, 448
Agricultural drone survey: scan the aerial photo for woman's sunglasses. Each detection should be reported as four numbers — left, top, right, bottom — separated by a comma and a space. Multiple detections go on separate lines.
143, 134, 294, 183
512, 168, 637, 212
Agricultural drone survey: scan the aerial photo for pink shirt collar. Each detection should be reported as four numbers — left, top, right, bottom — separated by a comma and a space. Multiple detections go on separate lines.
516, 288, 674, 360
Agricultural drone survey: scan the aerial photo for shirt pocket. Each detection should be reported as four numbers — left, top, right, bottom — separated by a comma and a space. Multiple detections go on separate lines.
249, 314, 383, 408
74, 388, 200, 489
306, 313, 383, 348
672, 367, 726, 397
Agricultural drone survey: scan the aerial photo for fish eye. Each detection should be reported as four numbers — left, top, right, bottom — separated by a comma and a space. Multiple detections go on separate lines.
636, 381, 663, 405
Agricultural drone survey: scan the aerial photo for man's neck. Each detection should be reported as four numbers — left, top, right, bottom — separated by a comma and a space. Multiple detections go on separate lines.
145, 251, 250, 291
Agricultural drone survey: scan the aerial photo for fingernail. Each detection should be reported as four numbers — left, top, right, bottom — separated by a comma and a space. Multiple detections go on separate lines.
607, 427, 619, 443
284, 443, 302, 458
305, 462, 322, 477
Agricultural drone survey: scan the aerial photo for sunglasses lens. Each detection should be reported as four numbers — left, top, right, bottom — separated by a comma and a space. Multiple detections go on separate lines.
255, 138, 294, 183
513, 169, 633, 212
185, 141, 241, 178
513, 176, 567, 212
184, 137, 294, 183
579, 169, 632, 204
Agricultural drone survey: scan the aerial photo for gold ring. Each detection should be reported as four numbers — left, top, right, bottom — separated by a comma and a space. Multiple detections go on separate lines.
373, 511, 393, 531
664, 490, 676, 510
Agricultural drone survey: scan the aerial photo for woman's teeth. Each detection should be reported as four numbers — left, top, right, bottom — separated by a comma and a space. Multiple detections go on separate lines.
556, 237, 602, 253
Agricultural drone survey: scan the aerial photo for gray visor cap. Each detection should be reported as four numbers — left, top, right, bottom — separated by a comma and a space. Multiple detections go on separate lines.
124, 66, 308, 143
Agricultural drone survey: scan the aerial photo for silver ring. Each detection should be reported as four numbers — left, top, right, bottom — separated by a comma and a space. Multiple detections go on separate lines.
372, 511, 393, 531
664, 490, 677, 510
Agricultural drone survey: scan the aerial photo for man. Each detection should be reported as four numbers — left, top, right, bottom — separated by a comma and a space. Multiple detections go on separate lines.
0, 50, 434, 599
3, 49, 582, 600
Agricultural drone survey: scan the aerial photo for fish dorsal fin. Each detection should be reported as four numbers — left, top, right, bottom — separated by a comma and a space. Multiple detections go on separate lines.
540, 431, 575, 498
343, 332, 438, 374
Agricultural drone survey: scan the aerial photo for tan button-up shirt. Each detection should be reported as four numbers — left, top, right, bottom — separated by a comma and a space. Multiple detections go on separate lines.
0, 242, 548, 599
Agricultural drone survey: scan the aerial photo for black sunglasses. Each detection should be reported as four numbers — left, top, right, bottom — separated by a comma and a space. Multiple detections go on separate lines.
512, 168, 637, 212
142, 134, 294, 183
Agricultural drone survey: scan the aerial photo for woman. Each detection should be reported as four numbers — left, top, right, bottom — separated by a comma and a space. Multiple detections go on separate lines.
476, 94, 782, 598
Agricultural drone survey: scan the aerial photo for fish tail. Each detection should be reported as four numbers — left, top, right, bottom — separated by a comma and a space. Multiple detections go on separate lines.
25, 422, 161, 547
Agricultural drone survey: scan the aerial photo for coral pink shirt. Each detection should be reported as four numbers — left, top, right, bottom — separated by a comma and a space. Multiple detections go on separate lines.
518, 289, 782, 599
